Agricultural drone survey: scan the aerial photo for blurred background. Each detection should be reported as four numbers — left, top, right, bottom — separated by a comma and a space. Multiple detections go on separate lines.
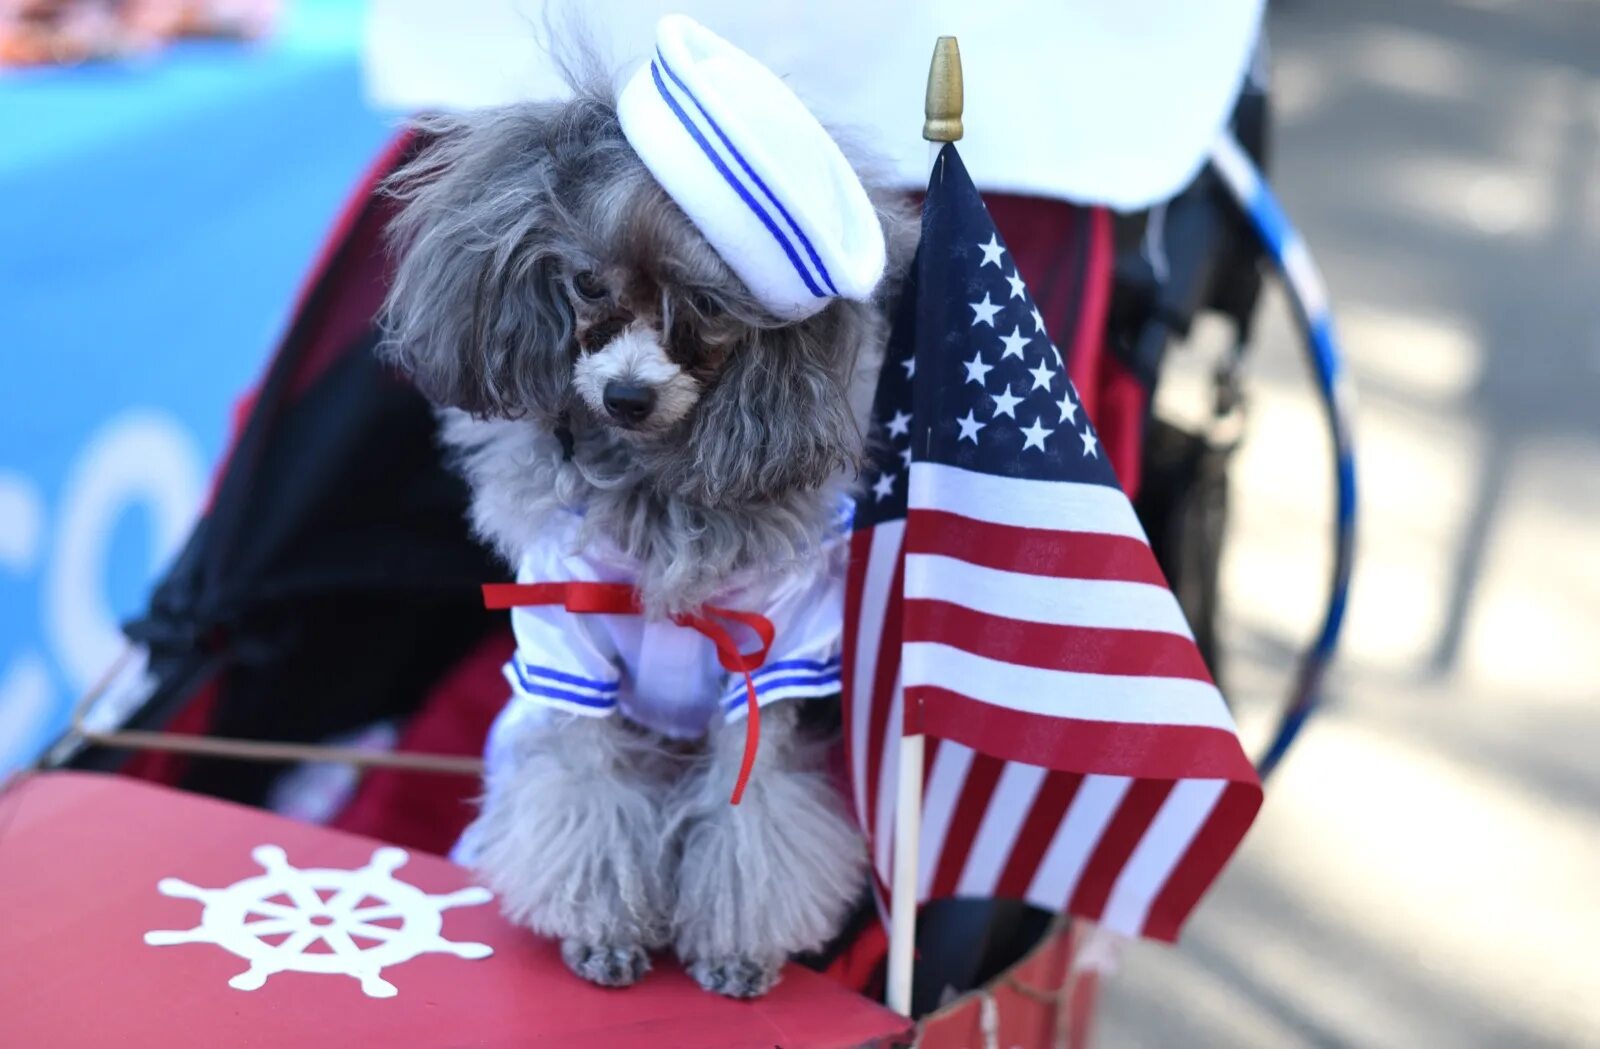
0, 0, 392, 771
2, 1, 1596, 1045
1103, 2, 1600, 1046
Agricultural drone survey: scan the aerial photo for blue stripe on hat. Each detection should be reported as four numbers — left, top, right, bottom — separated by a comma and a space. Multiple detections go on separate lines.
654, 49, 840, 296
649, 58, 828, 301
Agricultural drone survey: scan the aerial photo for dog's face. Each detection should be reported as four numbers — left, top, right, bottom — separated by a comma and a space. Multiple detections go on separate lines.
380, 96, 891, 501
560, 216, 753, 439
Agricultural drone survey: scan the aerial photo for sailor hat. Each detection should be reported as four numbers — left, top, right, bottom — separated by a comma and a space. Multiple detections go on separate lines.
617, 15, 887, 321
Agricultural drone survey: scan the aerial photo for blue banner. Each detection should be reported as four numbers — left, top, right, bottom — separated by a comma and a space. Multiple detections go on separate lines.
0, 1, 394, 770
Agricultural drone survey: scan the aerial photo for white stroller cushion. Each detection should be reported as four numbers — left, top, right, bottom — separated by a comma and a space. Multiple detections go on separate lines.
365, 0, 1265, 210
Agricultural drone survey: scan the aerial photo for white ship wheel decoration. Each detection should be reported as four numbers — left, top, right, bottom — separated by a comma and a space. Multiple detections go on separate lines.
145, 844, 494, 998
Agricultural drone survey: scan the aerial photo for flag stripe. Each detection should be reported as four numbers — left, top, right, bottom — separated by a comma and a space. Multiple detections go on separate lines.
904, 600, 1213, 682
1023, 774, 1131, 909
872, 674, 904, 883
905, 553, 1194, 638
993, 770, 1085, 899
917, 739, 975, 901
853, 521, 904, 842
1067, 779, 1174, 921
905, 509, 1169, 585
867, 557, 907, 876
955, 761, 1049, 896
908, 462, 1141, 536
929, 752, 1006, 898
903, 644, 1234, 730
1100, 778, 1228, 936
1140, 781, 1262, 942
917, 693, 1256, 781
843, 528, 871, 832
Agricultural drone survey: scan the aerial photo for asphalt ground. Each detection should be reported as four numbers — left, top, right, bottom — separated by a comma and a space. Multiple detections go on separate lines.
1098, 2, 1600, 1046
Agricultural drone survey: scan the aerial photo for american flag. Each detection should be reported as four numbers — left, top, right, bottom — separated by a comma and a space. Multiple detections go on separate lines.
843, 145, 1262, 942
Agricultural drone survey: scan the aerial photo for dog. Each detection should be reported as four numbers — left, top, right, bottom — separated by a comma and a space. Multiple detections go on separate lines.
377, 61, 912, 998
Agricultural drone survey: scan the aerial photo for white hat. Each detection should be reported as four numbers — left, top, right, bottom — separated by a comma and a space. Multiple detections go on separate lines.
616, 14, 887, 321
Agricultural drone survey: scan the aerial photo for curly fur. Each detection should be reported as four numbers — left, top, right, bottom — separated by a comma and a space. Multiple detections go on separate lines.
379, 74, 913, 613
667, 704, 869, 996
379, 57, 913, 996
469, 714, 678, 960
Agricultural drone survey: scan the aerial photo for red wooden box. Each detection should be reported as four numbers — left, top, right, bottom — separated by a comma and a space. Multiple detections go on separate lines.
0, 772, 911, 1049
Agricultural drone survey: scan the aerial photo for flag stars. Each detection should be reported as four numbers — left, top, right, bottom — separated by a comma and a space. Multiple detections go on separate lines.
956, 409, 986, 444
1020, 416, 1054, 452
977, 233, 1006, 269
1005, 269, 1027, 300
1057, 388, 1079, 425
871, 472, 897, 501
964, 351, 994, 387
1030, 304, 1046, 335
990, 384, 1024, 419
900, 355, 916, 379
997, 326, 1030, 360
970, 293, 1002, 327
1028, 359, 1056, 391
898, 445, 913, 468
885, 409, 911, 438
1080, 426, 1100, 458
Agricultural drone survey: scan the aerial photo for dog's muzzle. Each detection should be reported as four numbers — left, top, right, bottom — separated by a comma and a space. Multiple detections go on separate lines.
573, 327, 700, 432
602, 382, 657, 426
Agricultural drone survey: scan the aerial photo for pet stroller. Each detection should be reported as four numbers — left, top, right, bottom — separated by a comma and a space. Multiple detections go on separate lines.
38, 36, 1354, 1048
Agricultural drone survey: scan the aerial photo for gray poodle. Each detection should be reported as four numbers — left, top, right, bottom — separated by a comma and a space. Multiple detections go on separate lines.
378, 68, 912, 998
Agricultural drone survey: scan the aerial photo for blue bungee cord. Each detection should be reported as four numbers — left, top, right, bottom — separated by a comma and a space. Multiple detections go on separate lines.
1209, 132, 1358, 779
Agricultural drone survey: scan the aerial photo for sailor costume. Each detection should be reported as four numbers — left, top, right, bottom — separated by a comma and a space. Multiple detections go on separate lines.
480, 505, 850, 769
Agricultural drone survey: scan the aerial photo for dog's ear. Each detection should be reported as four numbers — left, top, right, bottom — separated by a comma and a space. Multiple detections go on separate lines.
682, 301, 879, 502
378, 108, 576, 420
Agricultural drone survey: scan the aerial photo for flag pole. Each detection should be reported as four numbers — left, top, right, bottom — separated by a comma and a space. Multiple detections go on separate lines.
887, 34, 963, 1019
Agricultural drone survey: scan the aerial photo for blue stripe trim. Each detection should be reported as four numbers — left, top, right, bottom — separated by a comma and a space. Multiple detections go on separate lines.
514, 661, 620, 695
649, 59, 828, 300
508, 663, 618, 710
832, 500, 856, 534
655, 50, 839, 296
753, 657, 842, 680
724, 681, 842, 716
724, 671, 842, 709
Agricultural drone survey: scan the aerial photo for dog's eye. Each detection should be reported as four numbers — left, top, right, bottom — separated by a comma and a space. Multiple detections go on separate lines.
692, 292, 724, 319
573, 270, 608, 301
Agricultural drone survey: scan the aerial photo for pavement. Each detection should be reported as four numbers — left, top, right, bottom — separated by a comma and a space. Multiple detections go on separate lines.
1098, 2, 1600, 1046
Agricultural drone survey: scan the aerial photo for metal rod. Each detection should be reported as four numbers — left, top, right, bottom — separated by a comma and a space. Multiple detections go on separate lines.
76, 729, 486, 777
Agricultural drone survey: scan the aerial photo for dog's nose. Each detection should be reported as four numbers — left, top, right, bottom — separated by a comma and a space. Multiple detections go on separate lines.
603, 382, 656, 425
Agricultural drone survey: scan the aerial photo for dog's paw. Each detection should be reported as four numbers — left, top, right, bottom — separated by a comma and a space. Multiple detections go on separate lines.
686, 955, 781, 999
561, 939, 651, 988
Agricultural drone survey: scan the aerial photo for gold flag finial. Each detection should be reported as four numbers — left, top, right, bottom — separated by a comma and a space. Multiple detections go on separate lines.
922, 36, 964, 143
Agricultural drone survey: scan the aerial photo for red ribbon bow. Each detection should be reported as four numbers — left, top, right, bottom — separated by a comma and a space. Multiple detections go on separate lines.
481, 581, 775, 805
